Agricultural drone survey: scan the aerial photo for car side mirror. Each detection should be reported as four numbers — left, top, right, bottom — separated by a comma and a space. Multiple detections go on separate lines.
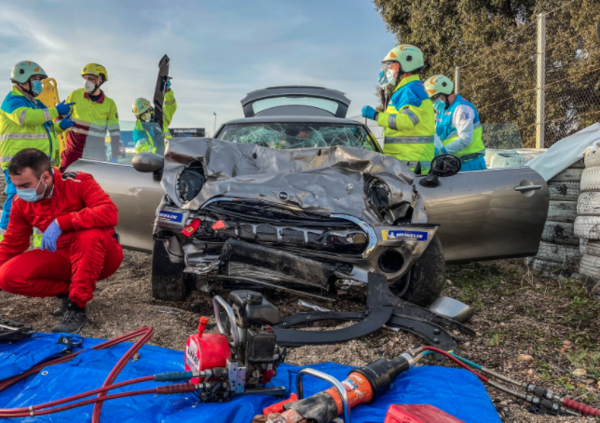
132, 153, 164, 173
419, 155, 461, 188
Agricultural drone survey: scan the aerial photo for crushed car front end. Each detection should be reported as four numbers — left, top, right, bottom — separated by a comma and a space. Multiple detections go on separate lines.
152, 137, 439, 300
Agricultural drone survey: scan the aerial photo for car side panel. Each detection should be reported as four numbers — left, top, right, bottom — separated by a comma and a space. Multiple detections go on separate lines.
416, 167, 549, 263
68, 160, 162, 252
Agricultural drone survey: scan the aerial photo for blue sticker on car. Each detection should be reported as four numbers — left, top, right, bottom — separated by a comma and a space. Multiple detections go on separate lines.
158, 210, 184, 223
382, 229, 428, 241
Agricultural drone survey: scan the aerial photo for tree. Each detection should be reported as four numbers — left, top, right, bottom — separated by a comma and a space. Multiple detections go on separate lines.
373, 0, 600, 147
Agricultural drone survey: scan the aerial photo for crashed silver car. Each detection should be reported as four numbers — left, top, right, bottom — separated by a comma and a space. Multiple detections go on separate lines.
69, 86, 550, 306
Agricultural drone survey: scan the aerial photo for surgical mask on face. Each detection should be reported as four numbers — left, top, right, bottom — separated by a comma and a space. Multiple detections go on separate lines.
433, 98, 446, 113
378, 69, 397, 88
31, 80, 43, 96
84, 80, 96, 93
140, 111, 152, 122
18, 177, 47, 203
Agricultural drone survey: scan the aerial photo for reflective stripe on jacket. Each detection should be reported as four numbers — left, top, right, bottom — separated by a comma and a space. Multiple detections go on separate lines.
436, 95, 485, 158
0, 87, 62, 169
376, 75, 435, 174
65, 89, 120, 144
163, 89, 177, 139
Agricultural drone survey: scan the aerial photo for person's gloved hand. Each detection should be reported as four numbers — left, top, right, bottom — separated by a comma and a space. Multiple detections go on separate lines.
59, 114, 75, 130
362, 105, 378, 120
435, 147, 448, 156
56, 100, 76, 116
41, 220, 62, 252
166, 80, 172, 91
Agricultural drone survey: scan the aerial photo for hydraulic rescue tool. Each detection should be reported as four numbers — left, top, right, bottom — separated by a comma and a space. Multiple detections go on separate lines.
0, 318, 32, 341
253, 348, 424, 423
185, 290, 286, 402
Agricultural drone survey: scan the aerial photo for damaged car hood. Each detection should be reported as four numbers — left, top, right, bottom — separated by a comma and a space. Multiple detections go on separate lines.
162, 138, 425, 225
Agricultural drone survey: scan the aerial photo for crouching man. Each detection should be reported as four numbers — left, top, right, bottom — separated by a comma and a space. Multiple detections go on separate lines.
0, 148, 123, 333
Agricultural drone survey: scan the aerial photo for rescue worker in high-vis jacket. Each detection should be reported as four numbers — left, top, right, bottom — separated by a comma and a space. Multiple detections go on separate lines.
131, 80, 177, 154
424, 75, 486, 171
0, 148, 123, 333
361, 45, 436, 174
0, 61, 75, 243
60, 63, 121, 171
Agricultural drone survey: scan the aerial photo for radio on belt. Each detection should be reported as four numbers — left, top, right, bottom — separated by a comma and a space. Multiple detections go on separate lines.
185, 290, 286, 402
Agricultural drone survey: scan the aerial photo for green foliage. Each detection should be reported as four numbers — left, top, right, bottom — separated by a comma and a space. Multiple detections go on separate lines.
373, 0, 600, 147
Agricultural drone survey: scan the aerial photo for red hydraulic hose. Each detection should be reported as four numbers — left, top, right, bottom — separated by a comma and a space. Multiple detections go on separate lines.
0, 384, 196, 418
562, 398, 600, 417
422, 346, 488, 383
91, 326, 154, 423
0, 327, 157, 421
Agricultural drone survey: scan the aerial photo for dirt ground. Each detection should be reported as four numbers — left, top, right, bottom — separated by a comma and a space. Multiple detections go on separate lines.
1, 250, 599, 422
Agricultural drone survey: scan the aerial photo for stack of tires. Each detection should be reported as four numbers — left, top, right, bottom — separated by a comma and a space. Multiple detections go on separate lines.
527, 160, 584, 276
575, 148, 600, 294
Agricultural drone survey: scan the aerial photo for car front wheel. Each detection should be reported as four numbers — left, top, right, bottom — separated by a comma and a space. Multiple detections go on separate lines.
394, 236, 445, 307
151, 240, 191, 301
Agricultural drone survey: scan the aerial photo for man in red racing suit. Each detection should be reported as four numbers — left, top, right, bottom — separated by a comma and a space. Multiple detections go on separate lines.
0, 148, 123, 333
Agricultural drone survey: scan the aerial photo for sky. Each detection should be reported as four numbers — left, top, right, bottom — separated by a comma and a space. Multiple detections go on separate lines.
0, 0, 396, 136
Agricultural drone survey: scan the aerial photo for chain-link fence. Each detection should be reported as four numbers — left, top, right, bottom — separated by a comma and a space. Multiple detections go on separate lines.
457, 0, 600, 148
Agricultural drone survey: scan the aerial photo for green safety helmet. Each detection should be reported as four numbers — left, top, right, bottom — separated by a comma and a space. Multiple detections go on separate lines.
382, 45, 425, 74
10, 61, 47, 84
425, 75, 454, 97
132, 97, 152, 116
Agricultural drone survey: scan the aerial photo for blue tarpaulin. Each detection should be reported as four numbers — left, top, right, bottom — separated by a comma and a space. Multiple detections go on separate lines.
0, 334, 500, 422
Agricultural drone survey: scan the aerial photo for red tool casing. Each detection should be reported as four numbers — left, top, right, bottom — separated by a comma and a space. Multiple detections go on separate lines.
384, 404, 465, 423
185, 316, 231, 384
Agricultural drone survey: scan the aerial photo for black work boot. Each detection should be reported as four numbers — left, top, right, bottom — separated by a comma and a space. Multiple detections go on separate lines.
52, 294, 69, 316
51, 300, 89, 334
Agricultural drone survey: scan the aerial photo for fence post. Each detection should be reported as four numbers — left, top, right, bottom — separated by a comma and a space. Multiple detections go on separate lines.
454, 66, 460, 94
536, 13, 546, 149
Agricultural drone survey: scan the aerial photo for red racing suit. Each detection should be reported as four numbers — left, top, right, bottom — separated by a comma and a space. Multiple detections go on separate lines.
0, 169, 123, 307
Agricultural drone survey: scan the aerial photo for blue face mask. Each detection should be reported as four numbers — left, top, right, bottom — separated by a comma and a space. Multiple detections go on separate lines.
18, 177, 47, 202
433, 98, 446, 113
31, 80, 43, 96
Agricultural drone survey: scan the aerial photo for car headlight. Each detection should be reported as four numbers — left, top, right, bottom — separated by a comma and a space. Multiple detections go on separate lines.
177, 162, 205, 203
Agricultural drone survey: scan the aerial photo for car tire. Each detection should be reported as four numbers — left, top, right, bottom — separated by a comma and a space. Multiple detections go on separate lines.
151, 240, 190, 301
550, 168, 584, 183
581, 238, 589, 256
535, 241, 581, 263
527, 256, 564, 272
398, 236, 445, 307
549, 181, 581, 201
579, 254, 600, 282
580, 167, 600, 191
574, 216, 600, 240
547, 200, 577, 223
584, 149, 600, 168
541, 221, 578, 245
577, 192, 600, 216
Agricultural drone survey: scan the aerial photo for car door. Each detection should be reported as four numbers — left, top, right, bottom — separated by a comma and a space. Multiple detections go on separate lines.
67, 159, 163, 252
416, 167, 549, 263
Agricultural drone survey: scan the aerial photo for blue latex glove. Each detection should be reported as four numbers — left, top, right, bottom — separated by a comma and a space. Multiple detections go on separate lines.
166, 80, 172, 91
41, 220, 62, 252
362, 105, 378, 120
56, 100, 76, 116
59, 114, 75, 130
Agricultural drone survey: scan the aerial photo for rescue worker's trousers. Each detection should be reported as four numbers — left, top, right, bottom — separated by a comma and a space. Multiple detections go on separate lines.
0, 169, 16, 231
61, 136, 107, 171
0, 228, 123, 307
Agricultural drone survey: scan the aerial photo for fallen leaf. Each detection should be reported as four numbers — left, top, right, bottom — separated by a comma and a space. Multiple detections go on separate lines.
585, 379, 595, 385
560, 340, 573, 354
518, 354, 534, 362
573, 368, 587, 377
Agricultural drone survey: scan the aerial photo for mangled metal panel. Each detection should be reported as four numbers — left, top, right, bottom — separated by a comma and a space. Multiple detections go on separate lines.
162, 137, 425, 226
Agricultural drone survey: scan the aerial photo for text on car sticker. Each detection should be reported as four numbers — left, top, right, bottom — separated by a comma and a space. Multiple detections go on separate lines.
382, 229, 428, 241
158, 210, 184, 223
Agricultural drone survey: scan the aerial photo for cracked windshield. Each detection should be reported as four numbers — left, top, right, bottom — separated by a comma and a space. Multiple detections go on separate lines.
217, 122, 378, 151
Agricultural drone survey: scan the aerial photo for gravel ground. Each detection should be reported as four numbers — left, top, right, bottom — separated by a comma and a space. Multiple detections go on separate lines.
1, 250, 599, 422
